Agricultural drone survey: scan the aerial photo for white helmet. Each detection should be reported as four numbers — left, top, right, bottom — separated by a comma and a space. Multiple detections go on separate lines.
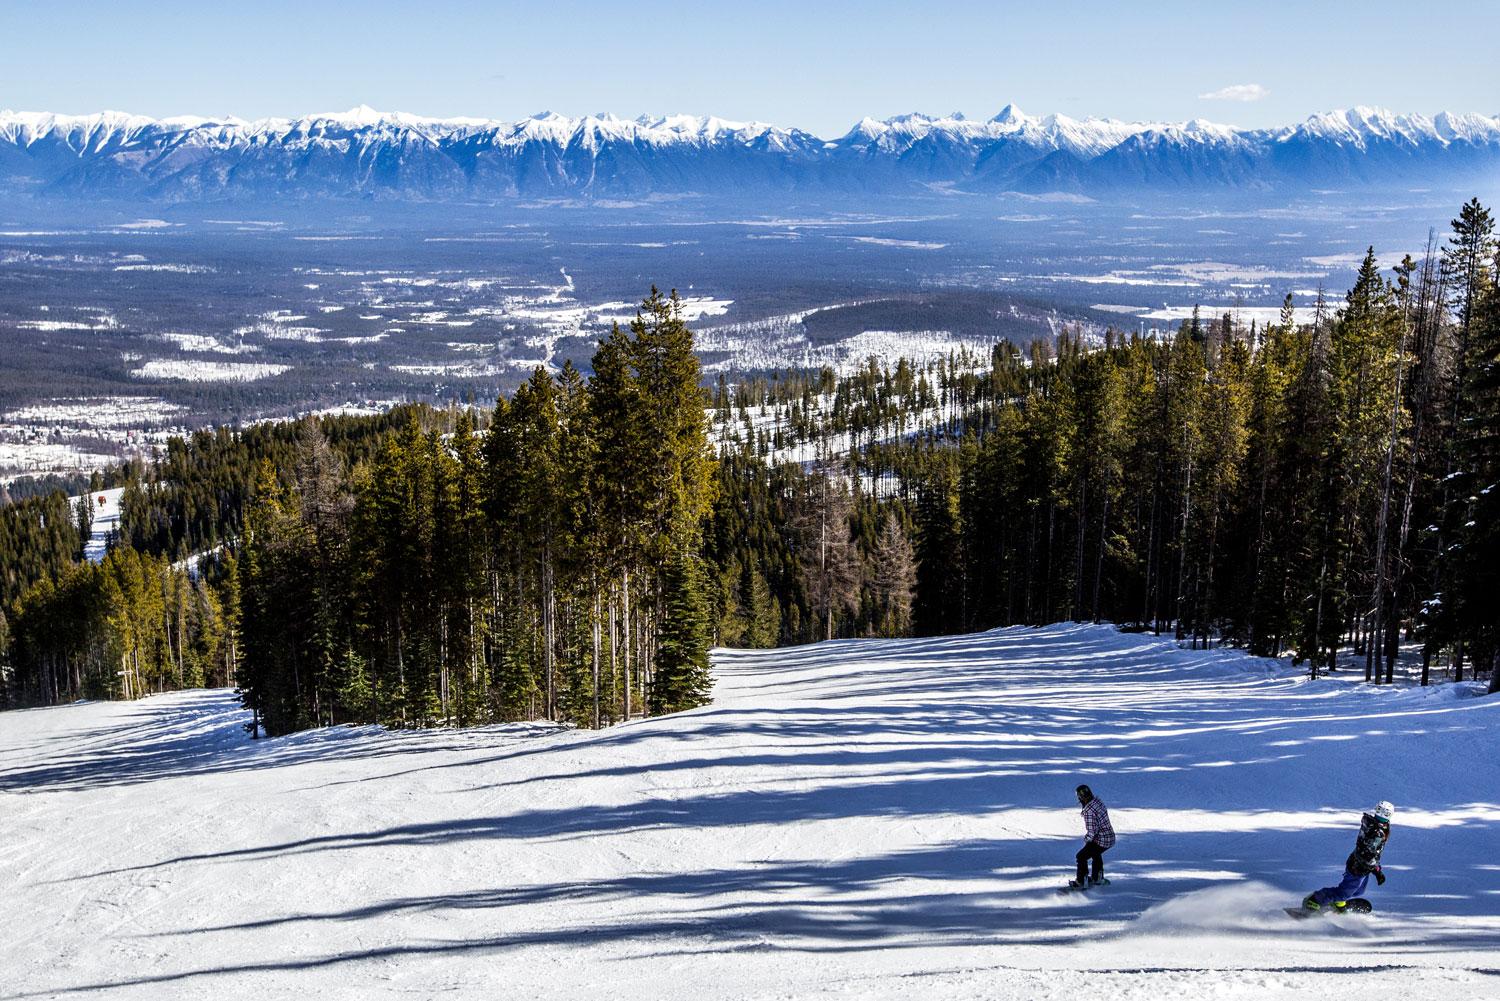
1373, 801, 1394, 822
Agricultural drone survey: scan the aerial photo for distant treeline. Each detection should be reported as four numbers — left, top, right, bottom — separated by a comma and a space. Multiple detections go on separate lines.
0, 407, 451, 708
1, 490, 86, 609
1, 471, 116, 506
2, 200, 1496, 720
8, 547, 233, 704
117, 407, 439, 561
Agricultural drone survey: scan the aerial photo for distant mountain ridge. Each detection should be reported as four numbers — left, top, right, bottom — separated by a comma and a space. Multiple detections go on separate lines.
1, 105, 1496, 202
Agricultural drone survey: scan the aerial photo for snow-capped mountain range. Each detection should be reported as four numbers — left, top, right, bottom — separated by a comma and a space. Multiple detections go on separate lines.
1, 105, 1495, 202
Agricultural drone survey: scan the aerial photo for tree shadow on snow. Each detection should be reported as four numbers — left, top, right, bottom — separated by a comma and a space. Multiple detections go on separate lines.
0, 689, 568, 793
24, 833, 1500, 997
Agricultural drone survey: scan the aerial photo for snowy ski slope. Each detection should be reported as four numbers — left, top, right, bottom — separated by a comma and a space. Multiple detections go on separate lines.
3, 623, 1497, 999
73, 486, 124, 563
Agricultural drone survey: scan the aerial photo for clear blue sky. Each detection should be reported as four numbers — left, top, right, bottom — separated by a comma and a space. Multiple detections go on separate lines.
4, 0, 1496, 137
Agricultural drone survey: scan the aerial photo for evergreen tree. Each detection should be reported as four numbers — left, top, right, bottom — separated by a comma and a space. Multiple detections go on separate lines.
740, 554, 780, 648
649, 547, 714, 714
914, 464, 965, 635
1438, 218, 1500, 689
238, 459, 314, 736
439, 412, 493, 726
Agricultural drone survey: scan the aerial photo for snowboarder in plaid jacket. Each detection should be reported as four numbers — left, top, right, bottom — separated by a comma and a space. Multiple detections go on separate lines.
1302, 801, 1393, 911
1071, 784, 1115, 888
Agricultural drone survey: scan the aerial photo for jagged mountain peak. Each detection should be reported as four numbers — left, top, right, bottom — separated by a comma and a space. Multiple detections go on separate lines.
1287, 106, 1451, 145
327, 104, 384, 125
0, 105, 1494, 201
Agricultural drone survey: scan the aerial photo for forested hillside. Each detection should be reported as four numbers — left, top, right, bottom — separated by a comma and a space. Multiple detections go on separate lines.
712, 201, 1499, 690
2, 200, 1496, 725
2, 290, 720, 733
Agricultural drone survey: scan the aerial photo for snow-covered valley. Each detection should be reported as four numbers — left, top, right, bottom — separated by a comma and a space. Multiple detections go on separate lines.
3, 624, 1496, 999
0, 188, 1467, 479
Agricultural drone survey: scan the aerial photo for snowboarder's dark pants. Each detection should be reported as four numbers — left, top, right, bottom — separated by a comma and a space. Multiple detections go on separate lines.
1076, 841, 1107, 882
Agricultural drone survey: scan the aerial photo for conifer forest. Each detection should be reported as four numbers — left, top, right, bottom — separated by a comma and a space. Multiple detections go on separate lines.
2, 200, 1498, 732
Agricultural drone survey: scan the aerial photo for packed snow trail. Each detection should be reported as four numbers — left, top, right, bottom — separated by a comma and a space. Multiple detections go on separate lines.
70, 486, 123, 564
3, 624, 1497, 999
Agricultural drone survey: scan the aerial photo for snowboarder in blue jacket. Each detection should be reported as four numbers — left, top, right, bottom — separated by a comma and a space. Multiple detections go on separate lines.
1302, 801, 1393, 912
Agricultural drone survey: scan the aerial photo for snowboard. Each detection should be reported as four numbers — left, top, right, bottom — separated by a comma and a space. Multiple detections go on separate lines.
1058, 878, 1111, 894
1284, 897, 1373, 919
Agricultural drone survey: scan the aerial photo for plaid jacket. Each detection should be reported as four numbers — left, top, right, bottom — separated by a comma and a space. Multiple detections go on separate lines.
1082, 798, 1116, 848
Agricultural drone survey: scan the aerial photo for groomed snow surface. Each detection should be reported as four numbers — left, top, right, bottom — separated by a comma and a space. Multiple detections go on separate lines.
3, 624, 1497, 999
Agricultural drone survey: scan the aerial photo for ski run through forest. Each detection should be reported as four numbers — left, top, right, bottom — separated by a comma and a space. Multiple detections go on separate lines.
1, 199, 1498, 997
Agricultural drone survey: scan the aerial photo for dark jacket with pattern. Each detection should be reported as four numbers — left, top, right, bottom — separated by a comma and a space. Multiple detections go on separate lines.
1345, 813, 1390, 876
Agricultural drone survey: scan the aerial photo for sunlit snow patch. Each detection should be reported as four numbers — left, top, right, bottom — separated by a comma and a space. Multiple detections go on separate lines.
15, 315, 118, 331
847, 236, 948, 249
234, 310, 327, 342
3, 396, 186, 428
389, 361, 511, 377
132, 360, 291, 382
114, 263, 214, 273
154, 332, 260, 354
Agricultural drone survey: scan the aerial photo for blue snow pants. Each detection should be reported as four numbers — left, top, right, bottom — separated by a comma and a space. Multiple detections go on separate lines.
1310, 869, 1369, 906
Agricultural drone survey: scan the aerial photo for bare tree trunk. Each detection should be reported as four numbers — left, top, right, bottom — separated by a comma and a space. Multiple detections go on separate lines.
1024, 507, 1036, 625
608, 588, 618, 722
1176, 443, 1194, 640
440, 610, 450, 723
592, 587, 601, 730
1311, 557, 1326, 680
1075, 479, 1087, 622
640, 600, 651, 711
1203, 501, 1220, 648
1092, 493, 1109, 623
622, 567, 632, 720
176, 596, 185, 687
1044, 498, 1056, 624
821, 474, 831, 641
396, 613, 406, 725
542, 532, 555, 721
1249, 475, 1267, 648
1143, 489, 1157, 631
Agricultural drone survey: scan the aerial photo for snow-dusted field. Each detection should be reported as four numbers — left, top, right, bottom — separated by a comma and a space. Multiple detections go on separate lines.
3, 624, 1496, 999
695, 306, 1017, 376
129, 360, 292, 382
